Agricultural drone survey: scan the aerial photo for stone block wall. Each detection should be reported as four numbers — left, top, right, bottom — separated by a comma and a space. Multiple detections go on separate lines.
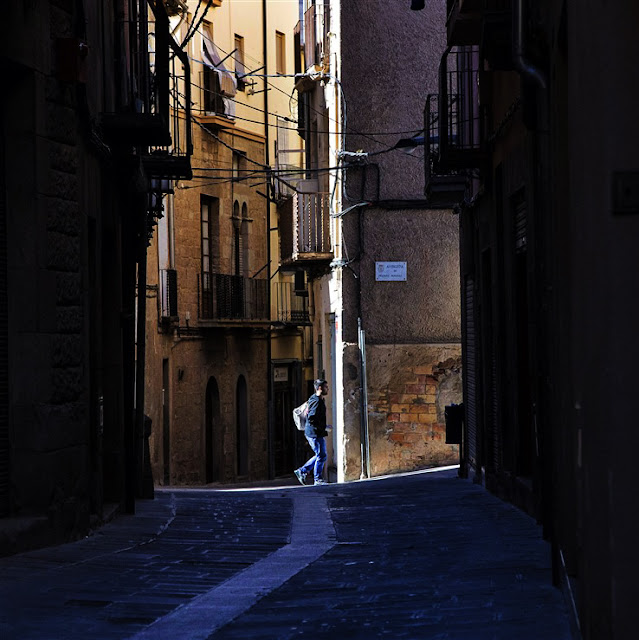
145, 124, 271, 486
145, 329, 269, 486
5, 3, 90, 521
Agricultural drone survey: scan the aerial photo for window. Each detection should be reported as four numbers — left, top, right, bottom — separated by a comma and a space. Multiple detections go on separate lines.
201, 195, 219, 274
233, 201, 242, 276
241, 202, 249, 276
236, 375, 249, 477
202, 21, 214, 55
202, 199, 211, 274
276, 31, 286, 75
232, 151, 246, 181
201, 196, 220, 318
234, 34, 246, 91
201, 21, 227, 115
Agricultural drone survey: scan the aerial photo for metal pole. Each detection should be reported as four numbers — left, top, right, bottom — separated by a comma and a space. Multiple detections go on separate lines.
358, 318, 370, 479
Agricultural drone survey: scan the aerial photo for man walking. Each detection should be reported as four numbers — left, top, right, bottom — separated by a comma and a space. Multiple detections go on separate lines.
294, 379, 329, 486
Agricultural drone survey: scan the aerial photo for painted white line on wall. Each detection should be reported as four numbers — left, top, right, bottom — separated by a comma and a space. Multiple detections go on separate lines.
129, 492, 336, 640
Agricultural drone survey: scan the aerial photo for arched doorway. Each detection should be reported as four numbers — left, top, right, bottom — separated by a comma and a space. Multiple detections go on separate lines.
205, 377, 221, 483
236, 375, 249, 477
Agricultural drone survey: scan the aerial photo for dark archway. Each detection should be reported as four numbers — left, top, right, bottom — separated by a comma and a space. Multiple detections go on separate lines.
205, 377, 221, 483
236, 375, 249, 477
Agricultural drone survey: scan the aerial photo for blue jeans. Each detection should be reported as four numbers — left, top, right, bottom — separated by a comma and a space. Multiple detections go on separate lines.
300, 435, 327, 482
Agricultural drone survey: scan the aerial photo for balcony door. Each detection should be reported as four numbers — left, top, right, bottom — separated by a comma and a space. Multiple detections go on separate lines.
231, 200, 246, 318
205, 376, 221, 483
201, 195, 219, 317
272, 362, 306, 477
236, 375, 249, 477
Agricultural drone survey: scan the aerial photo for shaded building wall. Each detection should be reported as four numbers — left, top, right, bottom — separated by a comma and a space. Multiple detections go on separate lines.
0, 0, 131, 552
560, 2, 639, 637
339, 0, 461, 479
450, 1, 639, 637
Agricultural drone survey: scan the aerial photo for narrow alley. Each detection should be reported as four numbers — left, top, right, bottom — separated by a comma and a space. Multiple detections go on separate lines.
0, 468, 572, 639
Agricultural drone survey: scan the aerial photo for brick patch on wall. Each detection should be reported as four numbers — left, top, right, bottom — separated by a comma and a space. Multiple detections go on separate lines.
365, 347, 462, 476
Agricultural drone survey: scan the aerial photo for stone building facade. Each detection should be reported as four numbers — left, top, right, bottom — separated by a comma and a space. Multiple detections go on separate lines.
290, 0, 462, 482
1, 0, 186, 554
427, 0, 639, 636
144, 1, 307, 486
145, 125, 270, 485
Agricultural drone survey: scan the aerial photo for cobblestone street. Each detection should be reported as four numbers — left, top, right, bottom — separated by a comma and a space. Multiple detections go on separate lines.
0, 468, 573, 639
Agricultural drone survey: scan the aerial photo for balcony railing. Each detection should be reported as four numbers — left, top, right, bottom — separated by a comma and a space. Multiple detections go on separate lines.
279, 191, 332, 265
424, 94, 467, 207
160, 268, 178, 318
273, 282, 310, 325
198, 273, 268, 321
101, 1, 192, 180
144, 3, 193, 180
437, 46, 484, 170
304, 2, 330, 69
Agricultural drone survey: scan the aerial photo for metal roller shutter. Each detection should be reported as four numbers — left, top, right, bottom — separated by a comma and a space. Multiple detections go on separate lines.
490, 351, 500, 472
465, 276, 478, 467
0, 121, 9, 517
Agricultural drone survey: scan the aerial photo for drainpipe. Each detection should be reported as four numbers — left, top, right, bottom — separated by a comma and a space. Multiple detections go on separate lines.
262, 0, 274, 479
513, 0, 547, 90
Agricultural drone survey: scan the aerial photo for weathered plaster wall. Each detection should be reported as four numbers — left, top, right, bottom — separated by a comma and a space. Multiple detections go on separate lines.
342, 207, 461, 343
366, 344, 461, 475
335, 1, 461, 480
341, 0, 446, 201
342, 344, 462, 481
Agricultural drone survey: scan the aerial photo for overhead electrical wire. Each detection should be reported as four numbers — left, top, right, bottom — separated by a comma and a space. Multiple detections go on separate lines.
192, 26, 423, 150
187, 72, 423, 138
170, 12, 423, 159
170, 13, 424, 196
180, 0, 215, 48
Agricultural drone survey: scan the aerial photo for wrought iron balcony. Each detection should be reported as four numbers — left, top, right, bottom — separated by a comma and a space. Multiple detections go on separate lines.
424, 46, 486, 206
424, 95, 467, 207
160, 268, 178, 320
438, 46, 485, 170
279, 191, 333, 267
273, 282, 310, 326
198, 273, 268, 324
101, 1, 192, 181
143, 2, 192, 180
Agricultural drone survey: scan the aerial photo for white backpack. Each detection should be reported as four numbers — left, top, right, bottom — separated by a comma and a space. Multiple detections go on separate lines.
293, 401, 308, 431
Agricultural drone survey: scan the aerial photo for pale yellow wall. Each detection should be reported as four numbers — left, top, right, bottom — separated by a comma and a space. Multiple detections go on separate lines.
177, 1, 304, 310
181, 1, 303, 160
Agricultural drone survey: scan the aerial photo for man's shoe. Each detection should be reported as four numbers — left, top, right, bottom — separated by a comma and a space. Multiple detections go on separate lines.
314, 479, 329, 485
294, 469, 307, 485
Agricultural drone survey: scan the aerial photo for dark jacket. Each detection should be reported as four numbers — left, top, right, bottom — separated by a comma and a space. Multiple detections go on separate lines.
305, 393, 327, 437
